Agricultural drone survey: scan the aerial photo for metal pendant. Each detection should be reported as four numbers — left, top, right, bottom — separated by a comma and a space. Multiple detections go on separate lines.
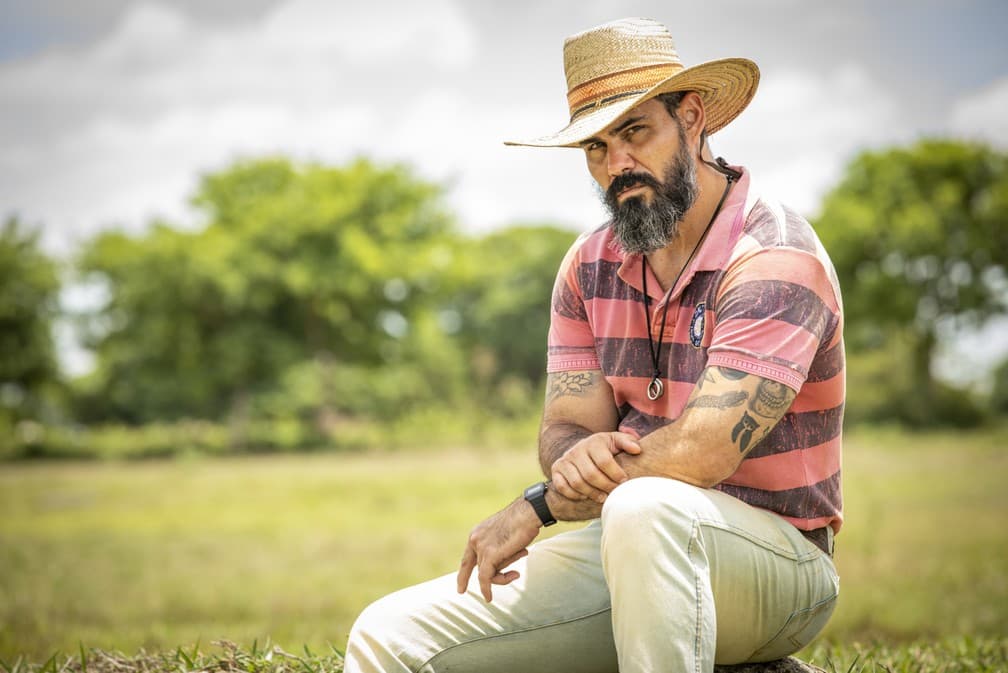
647, 377, 664, 401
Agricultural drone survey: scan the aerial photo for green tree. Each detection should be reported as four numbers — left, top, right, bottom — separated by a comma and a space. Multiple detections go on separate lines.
77, 158, 459, 425
444, 225, 577, 415
0, 217, 60, 431
991, 358, 1008, 415
815, 139, 1008, 425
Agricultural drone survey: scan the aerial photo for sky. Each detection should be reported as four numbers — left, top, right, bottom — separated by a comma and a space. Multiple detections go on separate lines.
1, 0, 1007, 376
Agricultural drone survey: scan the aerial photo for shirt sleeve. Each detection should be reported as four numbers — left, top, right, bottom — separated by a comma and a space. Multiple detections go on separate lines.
546, 236, 600, 373
707, 247, 841, 392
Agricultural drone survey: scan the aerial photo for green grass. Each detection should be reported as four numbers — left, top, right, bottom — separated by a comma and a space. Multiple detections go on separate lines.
827, 425, 1008, 641
0, 637, 1006, 673
1, 426, 1007, 670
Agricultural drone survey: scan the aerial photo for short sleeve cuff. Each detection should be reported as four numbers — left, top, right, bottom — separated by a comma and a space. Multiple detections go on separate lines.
706, 352, 806, 392
546, 352, 600, 373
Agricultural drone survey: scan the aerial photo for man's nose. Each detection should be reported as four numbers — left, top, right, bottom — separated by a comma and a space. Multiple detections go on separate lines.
607, 143, 635, 177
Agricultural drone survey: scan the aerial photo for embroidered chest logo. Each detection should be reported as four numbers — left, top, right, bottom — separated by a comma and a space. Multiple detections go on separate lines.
689, 302, 706, 348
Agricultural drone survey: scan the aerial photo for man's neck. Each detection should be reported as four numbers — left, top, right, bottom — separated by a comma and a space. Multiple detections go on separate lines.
644, 165, 731, 293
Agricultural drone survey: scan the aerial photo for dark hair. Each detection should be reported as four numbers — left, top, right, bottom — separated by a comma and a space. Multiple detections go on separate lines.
656, 90, 711, 151
655, 91, 690, 120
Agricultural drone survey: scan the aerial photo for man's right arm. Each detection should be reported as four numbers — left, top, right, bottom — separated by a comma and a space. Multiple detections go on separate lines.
538, 370, 642, 521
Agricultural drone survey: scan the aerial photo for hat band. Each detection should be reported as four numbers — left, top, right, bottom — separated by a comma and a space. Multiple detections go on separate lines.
569, 89, 647, 122
566, 63, 680, 121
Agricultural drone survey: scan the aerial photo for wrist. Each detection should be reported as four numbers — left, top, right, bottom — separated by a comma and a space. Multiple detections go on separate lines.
544, 487, 562, 518
516, 496, 543, 528
544, 479, 606, 522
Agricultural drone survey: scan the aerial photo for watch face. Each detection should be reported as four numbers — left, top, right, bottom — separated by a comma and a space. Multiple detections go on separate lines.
524, 482, 544, 500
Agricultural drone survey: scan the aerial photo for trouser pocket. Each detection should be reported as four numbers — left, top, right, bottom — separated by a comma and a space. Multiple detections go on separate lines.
748, 594, 838, 662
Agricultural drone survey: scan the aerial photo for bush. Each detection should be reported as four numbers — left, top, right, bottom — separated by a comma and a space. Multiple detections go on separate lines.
991, 359, 1008, 415
844, 331, 990, 428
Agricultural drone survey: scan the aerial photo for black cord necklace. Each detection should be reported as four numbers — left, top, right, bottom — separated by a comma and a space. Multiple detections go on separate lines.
642, 174, 735, 401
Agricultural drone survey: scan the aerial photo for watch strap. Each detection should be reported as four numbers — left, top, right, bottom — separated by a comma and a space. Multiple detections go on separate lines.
523, 481, 557, 527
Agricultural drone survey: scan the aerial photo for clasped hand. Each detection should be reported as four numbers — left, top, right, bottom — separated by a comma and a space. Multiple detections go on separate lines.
550, 431, 641, 503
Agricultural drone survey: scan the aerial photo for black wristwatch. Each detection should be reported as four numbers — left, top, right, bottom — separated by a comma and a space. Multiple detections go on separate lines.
523, 481, 557, 527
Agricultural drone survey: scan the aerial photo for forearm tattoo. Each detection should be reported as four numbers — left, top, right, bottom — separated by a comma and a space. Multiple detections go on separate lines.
546, 371, 599, 402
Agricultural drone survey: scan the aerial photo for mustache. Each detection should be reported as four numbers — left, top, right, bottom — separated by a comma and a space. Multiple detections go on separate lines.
606, 171, 663, 204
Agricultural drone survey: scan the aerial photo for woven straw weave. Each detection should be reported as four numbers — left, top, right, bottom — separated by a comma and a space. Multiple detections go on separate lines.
506, 17, 759, 147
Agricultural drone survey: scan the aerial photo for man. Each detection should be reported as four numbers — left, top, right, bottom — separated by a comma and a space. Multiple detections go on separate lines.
345, 17, 843, 673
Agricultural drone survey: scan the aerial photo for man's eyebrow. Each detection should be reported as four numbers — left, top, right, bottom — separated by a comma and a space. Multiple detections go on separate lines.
578, 114, 648, 149
610, 114, 646, 136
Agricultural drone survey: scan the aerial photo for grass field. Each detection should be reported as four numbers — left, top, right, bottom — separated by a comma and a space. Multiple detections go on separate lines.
1, 426, 1007, 670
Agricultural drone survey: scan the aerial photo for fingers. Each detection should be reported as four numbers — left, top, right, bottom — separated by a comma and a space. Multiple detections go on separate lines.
459, 501, 542, 602
491, 570, 520, 586
459, 547, 529, 600
551, 432, 641, 502
552, 467, 607, 503
478, 559, 498, 602
498, 548, 529, 569
589, 437, 630, 485
611, 432, 643, 455
457, 546, 477, 594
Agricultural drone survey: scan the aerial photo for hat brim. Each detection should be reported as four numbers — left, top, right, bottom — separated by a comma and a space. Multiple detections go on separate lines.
504, 58, 759, 148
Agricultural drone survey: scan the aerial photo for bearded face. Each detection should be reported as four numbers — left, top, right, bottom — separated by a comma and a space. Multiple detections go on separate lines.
602, 121, 698, 254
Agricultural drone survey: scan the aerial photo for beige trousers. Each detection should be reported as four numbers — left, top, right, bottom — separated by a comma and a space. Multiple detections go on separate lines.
345, 477, 839, 673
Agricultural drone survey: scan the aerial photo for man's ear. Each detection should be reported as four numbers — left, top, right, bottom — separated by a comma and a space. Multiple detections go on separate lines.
678, 92, 707, 145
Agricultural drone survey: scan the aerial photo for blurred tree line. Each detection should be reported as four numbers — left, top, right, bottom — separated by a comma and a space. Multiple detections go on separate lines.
2, 158, 575, 456
817, 140, 1008, 426
1, 139, 1007, 458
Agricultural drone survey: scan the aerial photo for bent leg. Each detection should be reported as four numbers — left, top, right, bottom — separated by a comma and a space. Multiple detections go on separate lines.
344, 522, 616, 673
601, 477, 839, 673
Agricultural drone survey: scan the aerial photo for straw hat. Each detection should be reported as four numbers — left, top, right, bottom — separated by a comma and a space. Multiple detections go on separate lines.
506, 17, 759, 148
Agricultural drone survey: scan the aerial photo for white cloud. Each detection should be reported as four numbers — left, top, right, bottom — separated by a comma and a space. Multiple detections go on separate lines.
370, 89, 605, 233
263, 0, 474, 68
949, 76, 1008, 146
1, 0, 1002, 266
0, 0, 478, 255
714, 63, 901, 218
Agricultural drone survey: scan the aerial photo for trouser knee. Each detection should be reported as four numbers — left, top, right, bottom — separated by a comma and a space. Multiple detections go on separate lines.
345, 594, 409, 671
601, 477, 713, 548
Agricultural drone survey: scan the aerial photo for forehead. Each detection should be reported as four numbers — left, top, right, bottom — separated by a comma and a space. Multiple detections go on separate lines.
598, 97, 670, 137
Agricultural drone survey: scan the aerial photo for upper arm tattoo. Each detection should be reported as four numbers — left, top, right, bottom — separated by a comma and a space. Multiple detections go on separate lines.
731, 411, 761, 453
546, 371, 600, 403
685, 390, 748, 410
694, 367, 796, 455
716, 366, 748, 381
729, 378, 795, 454
749, 380, 791, 419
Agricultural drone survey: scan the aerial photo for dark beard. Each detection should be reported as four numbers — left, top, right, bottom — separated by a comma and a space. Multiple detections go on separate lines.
602, 137, 698, 254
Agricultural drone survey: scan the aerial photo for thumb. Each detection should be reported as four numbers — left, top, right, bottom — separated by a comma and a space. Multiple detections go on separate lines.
610, 432, 642, 455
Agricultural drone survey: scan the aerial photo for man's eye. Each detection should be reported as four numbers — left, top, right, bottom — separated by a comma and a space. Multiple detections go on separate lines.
625, 125, 644, 139
585, 142, 605, 154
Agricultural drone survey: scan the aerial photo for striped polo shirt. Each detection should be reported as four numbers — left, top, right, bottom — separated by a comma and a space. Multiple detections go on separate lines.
547, 167, 845, 534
